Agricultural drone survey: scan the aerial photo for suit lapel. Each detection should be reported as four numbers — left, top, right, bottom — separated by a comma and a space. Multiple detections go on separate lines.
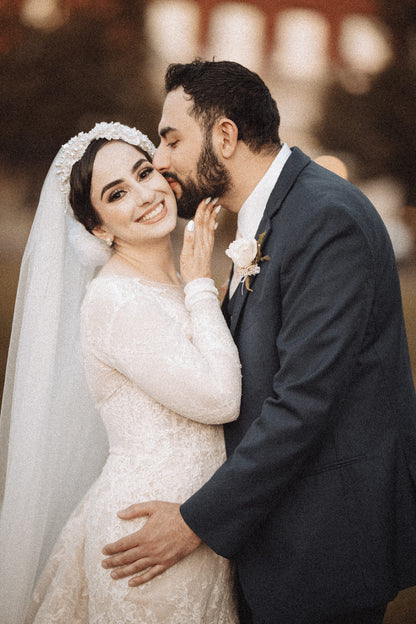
229, 147, 310, 336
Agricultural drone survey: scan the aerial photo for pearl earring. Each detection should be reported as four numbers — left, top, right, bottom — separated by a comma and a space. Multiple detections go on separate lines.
105, 236, 113, 247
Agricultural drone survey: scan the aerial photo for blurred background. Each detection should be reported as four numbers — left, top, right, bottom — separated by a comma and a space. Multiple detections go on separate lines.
0, 0, 415, 619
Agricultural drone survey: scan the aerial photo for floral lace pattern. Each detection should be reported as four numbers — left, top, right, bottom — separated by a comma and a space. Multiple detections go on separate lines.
25, 274, 241, 624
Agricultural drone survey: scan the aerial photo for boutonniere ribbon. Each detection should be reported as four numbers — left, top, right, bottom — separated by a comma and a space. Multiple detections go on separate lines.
225, 231, 270, 292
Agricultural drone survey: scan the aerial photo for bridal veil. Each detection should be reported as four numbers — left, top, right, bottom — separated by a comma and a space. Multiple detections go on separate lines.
0, 123, 155, 623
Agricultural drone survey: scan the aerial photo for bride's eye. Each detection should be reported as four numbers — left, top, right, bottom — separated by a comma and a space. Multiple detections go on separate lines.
139, 166, 154, 180
108, 189, 125, 202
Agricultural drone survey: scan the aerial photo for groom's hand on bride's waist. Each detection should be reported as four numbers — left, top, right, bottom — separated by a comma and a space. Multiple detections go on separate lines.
101, 501, 201, 586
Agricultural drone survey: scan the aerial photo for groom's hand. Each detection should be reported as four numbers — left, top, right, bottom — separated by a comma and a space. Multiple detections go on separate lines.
101, 501, 201, 586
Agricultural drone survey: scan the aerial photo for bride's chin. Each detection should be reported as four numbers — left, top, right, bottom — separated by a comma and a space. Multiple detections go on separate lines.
156, 213, 177, 235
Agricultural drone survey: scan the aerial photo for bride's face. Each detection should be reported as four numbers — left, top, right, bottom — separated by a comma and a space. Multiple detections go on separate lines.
90, 141, 177, 247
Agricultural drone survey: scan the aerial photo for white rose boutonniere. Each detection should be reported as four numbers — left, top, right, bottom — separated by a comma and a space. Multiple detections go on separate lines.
226, 231, 270, 292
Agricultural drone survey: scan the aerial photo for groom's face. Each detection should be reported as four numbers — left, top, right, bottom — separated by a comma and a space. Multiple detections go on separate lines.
154, 87, 231, 219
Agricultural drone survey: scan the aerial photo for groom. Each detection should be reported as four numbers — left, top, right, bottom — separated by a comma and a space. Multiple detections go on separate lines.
102, 60, 416, 623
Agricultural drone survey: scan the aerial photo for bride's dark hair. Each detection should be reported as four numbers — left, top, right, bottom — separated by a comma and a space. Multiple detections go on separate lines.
69, 138, 151, 233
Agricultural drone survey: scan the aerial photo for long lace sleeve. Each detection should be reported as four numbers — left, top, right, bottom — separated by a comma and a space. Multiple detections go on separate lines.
82, 276, 241, 425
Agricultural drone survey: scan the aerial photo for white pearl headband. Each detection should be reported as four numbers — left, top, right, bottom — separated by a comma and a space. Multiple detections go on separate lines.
56, 121, 156, 196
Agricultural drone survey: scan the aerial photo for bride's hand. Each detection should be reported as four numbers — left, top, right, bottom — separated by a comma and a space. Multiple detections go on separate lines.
180, 198, 221, 284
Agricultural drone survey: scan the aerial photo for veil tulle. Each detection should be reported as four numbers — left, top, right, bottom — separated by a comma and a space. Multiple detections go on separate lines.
0, 123, 155, 623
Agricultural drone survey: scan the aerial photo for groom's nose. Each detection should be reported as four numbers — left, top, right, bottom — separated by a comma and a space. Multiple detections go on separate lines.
153, 144, 170, 173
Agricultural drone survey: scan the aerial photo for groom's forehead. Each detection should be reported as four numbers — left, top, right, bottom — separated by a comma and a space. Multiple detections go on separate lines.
158, 88, 198, 135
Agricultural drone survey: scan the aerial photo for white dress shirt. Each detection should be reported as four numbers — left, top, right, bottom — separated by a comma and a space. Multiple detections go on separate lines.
229, 143, 291, 295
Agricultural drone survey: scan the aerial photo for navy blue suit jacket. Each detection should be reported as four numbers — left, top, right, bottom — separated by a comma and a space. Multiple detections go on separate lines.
181, 148, 416, 623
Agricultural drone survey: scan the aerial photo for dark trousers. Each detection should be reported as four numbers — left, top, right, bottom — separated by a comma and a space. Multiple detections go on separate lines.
238, 588, 387, 624
320, 604, 387, 624
236, 574, 387, 624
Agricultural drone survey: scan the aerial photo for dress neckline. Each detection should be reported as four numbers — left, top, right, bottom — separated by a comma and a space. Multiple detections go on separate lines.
96, 271, 185, 289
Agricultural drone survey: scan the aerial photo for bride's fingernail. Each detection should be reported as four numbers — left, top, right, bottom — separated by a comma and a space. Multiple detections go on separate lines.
204, 197, 212, 205
215, 205, 222, 214
211, 197, 219, 206
214, 223, 219, 230
186, 220, 195, 231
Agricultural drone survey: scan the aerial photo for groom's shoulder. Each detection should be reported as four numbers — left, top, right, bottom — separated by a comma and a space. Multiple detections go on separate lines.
280, 150, 374, 219
268, 160, 386, 253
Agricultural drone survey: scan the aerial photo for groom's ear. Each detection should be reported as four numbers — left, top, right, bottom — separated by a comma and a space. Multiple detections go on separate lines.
213, 118, 239, 159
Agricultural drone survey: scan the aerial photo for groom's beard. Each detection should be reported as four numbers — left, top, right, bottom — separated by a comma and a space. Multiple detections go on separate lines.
165, 138, 232, 220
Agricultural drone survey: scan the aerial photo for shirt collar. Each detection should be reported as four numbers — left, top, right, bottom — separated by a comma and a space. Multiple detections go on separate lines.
237, 142, 291, 240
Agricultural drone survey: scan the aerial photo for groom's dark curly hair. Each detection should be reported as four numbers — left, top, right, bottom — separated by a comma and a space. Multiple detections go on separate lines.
164, 58, 281, 154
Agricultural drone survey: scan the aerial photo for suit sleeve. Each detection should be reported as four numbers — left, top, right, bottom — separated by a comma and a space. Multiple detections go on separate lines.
180, 201, 378, 557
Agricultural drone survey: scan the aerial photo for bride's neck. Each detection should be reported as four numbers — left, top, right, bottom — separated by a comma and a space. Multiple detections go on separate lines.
108, 237, 180, 285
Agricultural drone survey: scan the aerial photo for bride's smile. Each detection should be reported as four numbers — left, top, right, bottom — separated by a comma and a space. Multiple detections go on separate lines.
135, 200, 167, 224
90, 140, 177, 248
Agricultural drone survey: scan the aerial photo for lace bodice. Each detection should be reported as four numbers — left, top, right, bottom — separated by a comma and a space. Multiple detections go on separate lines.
81, 274, 241, 453
26, 274, 241, 623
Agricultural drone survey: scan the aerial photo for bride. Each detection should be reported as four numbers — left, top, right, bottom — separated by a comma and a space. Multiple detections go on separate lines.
0, 122, 241, 623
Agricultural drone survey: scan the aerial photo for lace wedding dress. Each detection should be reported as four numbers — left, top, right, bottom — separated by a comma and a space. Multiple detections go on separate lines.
25, 273, 241, 624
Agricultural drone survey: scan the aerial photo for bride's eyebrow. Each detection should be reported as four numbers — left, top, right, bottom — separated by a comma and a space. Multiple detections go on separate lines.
131, 158, 148, 173
101, 179, 122, 199
100, 158, 148, 199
